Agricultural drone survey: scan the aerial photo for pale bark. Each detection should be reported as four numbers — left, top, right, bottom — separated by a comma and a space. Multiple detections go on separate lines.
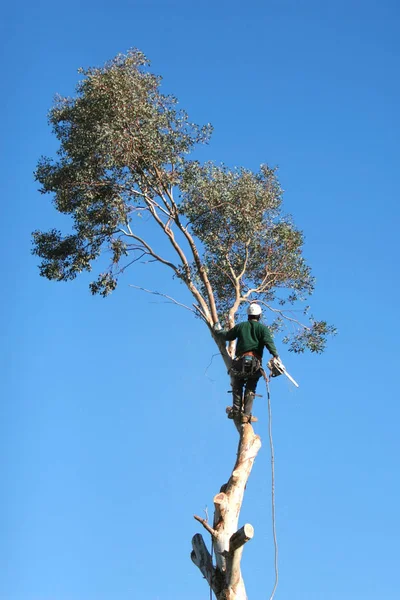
192, 423, 262, 599
211, 332, 234, 371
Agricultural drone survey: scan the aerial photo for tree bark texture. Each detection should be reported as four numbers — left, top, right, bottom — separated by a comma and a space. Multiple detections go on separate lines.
191, 423, 262, 599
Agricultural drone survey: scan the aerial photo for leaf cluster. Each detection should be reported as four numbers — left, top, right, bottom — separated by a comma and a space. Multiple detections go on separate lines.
34, 49, 211, 288
180, 162, 314, 315
32, 49, 335, 353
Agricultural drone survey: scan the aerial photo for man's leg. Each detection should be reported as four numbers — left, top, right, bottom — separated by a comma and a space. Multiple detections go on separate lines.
230, 373, 244, 416
243, 374, 261, 416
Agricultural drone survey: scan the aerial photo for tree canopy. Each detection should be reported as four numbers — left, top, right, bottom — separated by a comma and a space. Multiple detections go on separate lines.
33, 49, 335, 353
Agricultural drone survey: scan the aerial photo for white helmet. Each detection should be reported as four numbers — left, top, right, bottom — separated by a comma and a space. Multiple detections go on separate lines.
247, 303, 262, 317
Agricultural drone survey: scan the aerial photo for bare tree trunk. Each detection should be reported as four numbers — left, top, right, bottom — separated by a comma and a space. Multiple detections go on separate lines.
191, 423, 262, 599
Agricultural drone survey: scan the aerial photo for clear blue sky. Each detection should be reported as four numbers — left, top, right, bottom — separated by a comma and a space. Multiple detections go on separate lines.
2, 1, 400, 599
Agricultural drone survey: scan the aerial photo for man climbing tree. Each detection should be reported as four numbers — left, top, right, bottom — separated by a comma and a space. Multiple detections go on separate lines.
32, 49, 335, 600
215, 302, 279, 424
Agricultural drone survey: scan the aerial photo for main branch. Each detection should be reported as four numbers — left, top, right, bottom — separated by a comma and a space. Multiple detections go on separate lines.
192, 423, 262, 599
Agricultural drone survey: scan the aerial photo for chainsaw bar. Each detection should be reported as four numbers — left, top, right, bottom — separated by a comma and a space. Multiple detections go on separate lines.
268, 357, 299, 388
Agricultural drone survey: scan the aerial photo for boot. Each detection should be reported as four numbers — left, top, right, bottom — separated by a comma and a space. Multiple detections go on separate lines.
226, 406, 240, 420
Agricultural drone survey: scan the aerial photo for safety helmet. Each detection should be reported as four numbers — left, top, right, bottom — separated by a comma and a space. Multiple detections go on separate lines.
247, 303, 262, 317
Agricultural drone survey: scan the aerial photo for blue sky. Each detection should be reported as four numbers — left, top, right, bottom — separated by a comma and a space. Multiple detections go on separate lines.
2, 1, 400, 599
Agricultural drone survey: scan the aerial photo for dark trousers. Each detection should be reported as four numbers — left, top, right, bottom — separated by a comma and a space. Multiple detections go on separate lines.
230, 371, 262, 415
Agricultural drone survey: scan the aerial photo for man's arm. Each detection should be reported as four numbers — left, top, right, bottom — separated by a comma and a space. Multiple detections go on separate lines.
262, 326, 279, 357
214, 324, 239, 342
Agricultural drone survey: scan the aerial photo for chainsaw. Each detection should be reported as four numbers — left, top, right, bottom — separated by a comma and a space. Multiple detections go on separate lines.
267, 357, 299, 388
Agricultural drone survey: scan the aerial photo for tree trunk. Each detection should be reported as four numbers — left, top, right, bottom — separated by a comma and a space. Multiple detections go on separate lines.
191, 423, 262, 599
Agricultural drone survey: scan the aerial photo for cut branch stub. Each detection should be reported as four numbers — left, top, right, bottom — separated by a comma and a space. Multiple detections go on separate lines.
214, 492, 229, 524
230, 524, 254, 552
191, 534, 222, 597
191, 534, 213, 581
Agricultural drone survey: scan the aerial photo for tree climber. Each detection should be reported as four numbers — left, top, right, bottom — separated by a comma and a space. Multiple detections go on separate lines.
215, 303, 279, 424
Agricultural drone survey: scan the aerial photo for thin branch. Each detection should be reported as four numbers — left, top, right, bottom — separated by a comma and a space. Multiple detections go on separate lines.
129, 285, 197, 314
119, 225, 178, 272
138, 165, 174, 216
225, 253, 241, 330
185, 200, 230, 227
128, 188, 150, 199
145, 195, 172, 219
194, 515, 217, 538
204, 352, 221, 383
127, 205, 149, 212
178, 219, 219, 324
242, 265, 294, 299
206, 258, 237, 288
238, 240, 250, 281
122, 166, 214, 325
116, 252, 147, 273
144, 202, 213, 323
242, 271, 273, 299
257, 300, 311, 330
132, 167, 215, 325
162, 185, 219, 325
193, 303, 209, 322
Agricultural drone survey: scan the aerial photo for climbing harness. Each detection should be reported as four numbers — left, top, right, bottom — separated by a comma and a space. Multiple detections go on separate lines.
267, 356, 299, 388
230, 353, 261, 377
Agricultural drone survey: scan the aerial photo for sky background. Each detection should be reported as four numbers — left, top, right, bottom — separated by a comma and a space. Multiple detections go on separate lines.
1, 1, 400, 599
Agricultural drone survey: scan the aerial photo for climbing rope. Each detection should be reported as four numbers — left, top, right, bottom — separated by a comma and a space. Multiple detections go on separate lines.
203, 506, 214, 600
262, 370, 279, 600
210, 539, 214, 600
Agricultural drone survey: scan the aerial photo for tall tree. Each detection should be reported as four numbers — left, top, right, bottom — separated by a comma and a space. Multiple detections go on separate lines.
33, 49, 335, 599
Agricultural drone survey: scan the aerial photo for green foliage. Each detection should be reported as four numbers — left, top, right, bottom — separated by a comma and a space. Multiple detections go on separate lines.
34, 48, 211, 285
283, 320, 338, 353
180, 162, 314, 315
32, 228, 102, 280
32, 49, 335, 353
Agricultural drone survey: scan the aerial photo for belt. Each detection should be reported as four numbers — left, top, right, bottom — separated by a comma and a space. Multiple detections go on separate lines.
239, 351, 262, 361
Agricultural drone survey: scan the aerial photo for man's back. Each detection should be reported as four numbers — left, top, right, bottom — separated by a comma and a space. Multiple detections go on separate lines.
223, 320, 278, 358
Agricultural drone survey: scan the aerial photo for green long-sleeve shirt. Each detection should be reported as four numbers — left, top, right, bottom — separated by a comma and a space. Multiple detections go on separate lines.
216, 320, 278, 359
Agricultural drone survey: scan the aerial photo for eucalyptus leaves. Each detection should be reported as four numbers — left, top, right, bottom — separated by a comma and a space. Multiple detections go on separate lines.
33, 49, 335, 352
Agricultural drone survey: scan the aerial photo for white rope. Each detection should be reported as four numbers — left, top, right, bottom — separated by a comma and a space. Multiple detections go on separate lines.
210, 540, 214, 600
263, 372, 279, 600
204, 505, 214, 600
